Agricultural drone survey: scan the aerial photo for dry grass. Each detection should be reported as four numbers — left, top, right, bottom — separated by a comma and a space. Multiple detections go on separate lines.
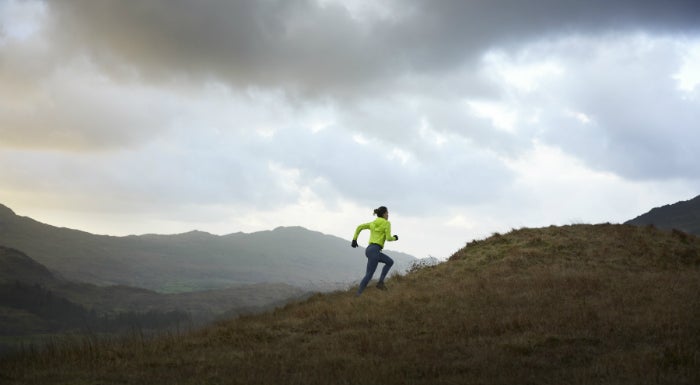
1, 224, 699, 384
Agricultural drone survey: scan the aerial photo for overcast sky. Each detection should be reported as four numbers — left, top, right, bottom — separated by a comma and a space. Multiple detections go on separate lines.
1, 0, 699, 260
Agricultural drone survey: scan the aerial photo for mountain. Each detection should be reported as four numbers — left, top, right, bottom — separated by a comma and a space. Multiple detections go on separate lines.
0, 245, 306, 320
625, 194, 700, 235
0, 204, 416, 292
0, 246, 58, 286
0, 246, 307, 354
2, 223, 698, 384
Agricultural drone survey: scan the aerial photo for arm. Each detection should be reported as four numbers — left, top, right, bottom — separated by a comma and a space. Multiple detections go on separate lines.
385, 221, 397, 242
353, 222, 370, 240
351, 222, 370, 248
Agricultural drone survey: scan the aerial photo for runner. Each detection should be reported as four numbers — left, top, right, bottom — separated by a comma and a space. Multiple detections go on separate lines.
351, 206, 399, 296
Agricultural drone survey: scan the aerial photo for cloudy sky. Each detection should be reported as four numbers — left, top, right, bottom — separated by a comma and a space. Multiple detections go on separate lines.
1, 0, 699, 260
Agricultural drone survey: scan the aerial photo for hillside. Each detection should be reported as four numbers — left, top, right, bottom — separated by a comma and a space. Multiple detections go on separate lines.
0, 247, 305, 319
0, 204, 416, 292
0, 246, 307, 354
2, 224, 698, 384
0, 246, 58, 286
626, 194, 700, 235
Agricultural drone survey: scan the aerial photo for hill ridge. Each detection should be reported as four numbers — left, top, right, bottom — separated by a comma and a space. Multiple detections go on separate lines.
0, 203, 15, 217
625, 194, 700, 235
450, 222, 700, 269
0, 246, 58, 286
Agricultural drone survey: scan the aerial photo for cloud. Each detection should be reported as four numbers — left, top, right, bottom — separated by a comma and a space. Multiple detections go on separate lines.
45, 0, 393, 97
40, 0, 700, 97
5, 0, 698, 158
254, 123, 515, 215
0, 61, 182, 151
474, 34, 700, 180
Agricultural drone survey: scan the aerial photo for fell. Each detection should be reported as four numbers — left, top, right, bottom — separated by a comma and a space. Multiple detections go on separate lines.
2, 224, 699, 385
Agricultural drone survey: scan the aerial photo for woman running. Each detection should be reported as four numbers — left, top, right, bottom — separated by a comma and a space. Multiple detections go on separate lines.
351, 206, 399, 295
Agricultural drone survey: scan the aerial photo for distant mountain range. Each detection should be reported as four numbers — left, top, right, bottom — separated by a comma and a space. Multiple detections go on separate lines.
0, 203, 416, 292
625, 194, 700, 235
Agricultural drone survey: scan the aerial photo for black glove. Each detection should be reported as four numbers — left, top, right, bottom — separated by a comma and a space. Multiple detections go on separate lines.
393, 235, 399, 241
351, 239, 358, 248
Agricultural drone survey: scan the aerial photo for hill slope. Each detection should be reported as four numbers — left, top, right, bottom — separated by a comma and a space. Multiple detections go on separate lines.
2, 224, 699, 384
0, 246, 304, 319
0, 204, 415, 291
625, 194, 700, 235
0, 246, 58, 286
0, 247, 307, 354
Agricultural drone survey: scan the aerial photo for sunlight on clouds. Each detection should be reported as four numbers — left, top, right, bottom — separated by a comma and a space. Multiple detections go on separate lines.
309, 121, 332, 133
674, 41, 700, 94
466, 100, 518, 133
352, 133, 369, 145
256, 127, 276, 138
388, 147, 411, 165
298, 102, 337, 133
493, 140, 696, 227
564, 109, 593, 125
504, 140, 617, 183
446, 214, 478, 230
0, 0, 46, 42
314, 0, 404, 23
305, 115, 335, 134
268, 161, 303, 194
418, 117, 447, 146
482, 50, 565, 93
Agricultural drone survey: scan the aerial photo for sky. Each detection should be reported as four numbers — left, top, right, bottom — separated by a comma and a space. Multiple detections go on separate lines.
1, 0, 699, 260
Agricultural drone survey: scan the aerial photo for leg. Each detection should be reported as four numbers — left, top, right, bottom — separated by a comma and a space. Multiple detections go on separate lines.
376, 252, 394, 284
357, 245, 381, 295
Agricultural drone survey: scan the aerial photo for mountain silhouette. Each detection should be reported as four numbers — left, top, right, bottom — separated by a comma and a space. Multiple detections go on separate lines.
0, 203, 416, 292
625, 194, 700, 235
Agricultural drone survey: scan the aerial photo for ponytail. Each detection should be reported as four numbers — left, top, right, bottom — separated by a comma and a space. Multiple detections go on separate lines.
373, 206, 388, 217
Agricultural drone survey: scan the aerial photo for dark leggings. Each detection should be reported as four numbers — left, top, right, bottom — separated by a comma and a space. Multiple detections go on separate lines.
357, 243, 394, 295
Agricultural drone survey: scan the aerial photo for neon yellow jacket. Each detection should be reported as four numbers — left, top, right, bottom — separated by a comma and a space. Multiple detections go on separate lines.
353, 217, 396, 248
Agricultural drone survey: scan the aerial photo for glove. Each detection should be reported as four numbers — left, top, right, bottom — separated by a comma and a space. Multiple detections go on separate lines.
393, 235, 399, 241
351, 239, 358, 248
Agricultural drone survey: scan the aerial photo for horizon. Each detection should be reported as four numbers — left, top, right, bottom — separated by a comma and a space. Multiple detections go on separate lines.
5, 197, 698, 262
1, 201, 425, 259
1, 0, 699, 260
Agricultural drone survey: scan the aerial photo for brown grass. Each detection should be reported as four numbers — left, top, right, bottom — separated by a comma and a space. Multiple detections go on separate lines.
1, 224, 699, 384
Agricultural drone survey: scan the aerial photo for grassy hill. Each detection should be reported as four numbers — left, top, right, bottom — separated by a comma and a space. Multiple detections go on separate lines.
1, 224, 699, 384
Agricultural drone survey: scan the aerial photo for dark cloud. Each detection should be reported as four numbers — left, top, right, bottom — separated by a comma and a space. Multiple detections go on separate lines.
45, 0, 700, 97
47, 0, 392, 96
